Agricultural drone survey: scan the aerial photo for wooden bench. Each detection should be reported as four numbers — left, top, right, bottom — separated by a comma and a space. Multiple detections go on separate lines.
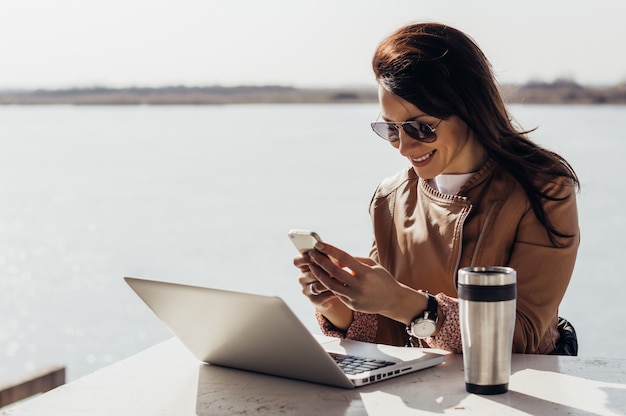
0, 366, 66, 408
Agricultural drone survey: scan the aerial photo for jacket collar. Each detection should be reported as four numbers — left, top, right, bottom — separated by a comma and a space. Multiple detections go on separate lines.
459, 158, 496, 195
414, 158, 496, 200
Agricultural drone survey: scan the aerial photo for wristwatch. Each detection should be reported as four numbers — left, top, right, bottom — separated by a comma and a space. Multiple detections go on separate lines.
406, 291, 439, 339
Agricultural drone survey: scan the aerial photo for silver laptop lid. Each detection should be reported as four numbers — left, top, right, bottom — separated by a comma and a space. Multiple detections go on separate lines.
124, 277, 354, 388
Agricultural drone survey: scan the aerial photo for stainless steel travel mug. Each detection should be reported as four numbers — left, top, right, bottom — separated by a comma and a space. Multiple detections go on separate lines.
458, 266, 516, 394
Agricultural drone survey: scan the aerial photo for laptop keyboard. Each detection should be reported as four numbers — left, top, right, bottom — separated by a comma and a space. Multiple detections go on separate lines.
328, 352, 395, 375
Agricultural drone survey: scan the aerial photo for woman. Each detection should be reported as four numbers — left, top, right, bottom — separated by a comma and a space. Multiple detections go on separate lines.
294, 22, 579, 354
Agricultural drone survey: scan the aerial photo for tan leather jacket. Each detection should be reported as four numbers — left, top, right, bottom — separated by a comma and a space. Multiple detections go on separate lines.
368, 159, 579, 353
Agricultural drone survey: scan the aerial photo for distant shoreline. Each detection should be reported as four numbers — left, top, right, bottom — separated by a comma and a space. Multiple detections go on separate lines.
1, 81, 625, 105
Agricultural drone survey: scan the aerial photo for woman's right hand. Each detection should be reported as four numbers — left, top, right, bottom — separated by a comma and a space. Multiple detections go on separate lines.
295, 252, 333, 303
294, 252, 354, 331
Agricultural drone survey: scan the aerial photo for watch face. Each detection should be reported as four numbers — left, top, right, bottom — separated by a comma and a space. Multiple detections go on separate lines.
412, 319, 437, 338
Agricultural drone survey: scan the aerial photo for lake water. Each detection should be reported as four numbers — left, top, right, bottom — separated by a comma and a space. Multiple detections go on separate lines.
0, 103, 624, 383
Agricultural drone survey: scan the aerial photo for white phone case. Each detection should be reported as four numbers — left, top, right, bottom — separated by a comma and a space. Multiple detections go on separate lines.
288, 229, 322, 254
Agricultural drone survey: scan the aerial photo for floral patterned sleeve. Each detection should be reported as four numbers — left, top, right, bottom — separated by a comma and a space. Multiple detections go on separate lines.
424, 293, 463, 353
315, 293, 462, 353
315, 310, 378, 342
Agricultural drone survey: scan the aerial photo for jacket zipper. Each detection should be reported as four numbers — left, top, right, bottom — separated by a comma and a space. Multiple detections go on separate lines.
451, 202, 472, 290
470, 201, 501, 266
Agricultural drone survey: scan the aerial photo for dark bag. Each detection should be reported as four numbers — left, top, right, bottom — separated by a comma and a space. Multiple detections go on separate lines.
550, 317, 578, 356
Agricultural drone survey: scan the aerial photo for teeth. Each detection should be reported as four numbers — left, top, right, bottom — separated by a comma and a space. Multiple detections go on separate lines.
413, 151, 433, 163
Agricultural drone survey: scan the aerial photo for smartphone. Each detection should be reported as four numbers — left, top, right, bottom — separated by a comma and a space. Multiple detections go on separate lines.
288, 229, 322, 254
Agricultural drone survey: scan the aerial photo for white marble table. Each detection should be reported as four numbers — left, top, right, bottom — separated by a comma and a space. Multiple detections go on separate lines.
2, 337, 626, 415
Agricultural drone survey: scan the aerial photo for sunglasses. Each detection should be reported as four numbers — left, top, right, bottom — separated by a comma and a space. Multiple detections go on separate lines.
370, 117, 443, 143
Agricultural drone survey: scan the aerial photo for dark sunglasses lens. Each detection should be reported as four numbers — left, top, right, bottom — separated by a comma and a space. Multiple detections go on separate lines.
403, 122, 437, 143
371, 122, 399, 142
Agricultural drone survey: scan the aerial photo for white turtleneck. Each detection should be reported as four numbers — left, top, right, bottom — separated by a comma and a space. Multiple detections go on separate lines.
430, 173, 475, 195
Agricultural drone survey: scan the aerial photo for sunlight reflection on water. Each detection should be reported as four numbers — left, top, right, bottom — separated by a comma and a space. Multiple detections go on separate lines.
0, 103, 623, 382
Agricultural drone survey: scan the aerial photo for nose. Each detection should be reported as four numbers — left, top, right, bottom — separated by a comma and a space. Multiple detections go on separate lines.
396, 128, 419, 156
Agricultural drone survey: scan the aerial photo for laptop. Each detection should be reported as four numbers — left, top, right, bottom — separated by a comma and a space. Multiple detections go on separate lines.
124, 277, 445, 388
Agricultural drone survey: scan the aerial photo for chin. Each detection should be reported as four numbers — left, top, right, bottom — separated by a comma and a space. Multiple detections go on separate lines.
413, 166, 436, 180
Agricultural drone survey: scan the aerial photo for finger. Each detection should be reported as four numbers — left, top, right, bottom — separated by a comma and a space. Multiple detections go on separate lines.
298, 272, 328, 292
298, 273, 315, 287
355, 256, 377, 266
313, 242, 367, 274
301, 281, 334, 308
293, 253, 312, 268
309, 250, 357, 286
309, 263, 352, 297
308, 281, 330, 296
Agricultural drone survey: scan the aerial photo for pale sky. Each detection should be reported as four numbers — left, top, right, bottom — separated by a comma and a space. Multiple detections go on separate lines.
1, 0, 624, 89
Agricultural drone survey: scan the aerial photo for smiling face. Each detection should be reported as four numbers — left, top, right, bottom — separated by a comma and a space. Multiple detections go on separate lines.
378, 85, 487, 180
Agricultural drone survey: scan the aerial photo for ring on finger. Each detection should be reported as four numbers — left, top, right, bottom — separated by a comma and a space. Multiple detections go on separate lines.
309, 282, 320, 296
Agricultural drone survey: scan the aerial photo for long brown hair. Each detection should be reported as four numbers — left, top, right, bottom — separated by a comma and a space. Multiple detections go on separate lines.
372, 22, 579, 245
